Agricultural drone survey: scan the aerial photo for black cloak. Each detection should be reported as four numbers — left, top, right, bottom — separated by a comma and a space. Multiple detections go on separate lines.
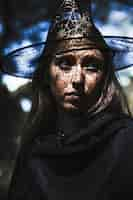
8, 108, 133, 200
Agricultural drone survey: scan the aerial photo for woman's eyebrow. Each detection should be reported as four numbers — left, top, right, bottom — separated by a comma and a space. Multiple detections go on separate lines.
55, 53, 74, 59
82, 54, 104, 62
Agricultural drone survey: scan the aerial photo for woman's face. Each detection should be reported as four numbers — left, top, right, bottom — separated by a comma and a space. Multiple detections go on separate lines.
49, 49, 105, 113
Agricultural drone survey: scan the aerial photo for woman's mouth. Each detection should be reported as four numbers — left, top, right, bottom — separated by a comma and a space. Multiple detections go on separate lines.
65, 92, 83, 101
65, 91, 82, 96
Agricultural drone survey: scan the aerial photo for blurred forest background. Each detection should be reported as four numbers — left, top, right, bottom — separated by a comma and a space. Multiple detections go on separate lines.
0, 0, 132, 199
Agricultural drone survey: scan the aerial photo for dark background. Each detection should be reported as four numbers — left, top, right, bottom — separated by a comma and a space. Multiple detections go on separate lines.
0, 0, 132, 199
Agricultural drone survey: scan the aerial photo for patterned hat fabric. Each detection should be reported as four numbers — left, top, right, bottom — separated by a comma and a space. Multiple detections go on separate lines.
1, 0, 133, 78
43, 0, 109, 56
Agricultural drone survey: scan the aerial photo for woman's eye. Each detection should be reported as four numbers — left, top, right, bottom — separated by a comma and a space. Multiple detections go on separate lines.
83, 63, 103, 72
58, 59, 72, 70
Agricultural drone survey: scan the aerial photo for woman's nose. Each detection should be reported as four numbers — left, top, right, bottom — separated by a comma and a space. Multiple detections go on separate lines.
71, 65, 84, 85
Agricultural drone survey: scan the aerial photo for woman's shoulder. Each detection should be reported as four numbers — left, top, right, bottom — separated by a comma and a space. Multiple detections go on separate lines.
96, 110, 133, 162
113, 113, 133, 141
100, 114, 133, 197
107, 112, 133, 164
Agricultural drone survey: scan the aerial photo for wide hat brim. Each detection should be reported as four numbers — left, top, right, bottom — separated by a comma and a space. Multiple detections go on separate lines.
1, 36, 133, 79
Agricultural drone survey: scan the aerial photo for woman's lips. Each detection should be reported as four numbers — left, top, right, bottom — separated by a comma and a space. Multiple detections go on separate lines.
65, 91, 82, 96
64, 92, 87, 109
65, 92, 83, 101
66, 95, 80, 100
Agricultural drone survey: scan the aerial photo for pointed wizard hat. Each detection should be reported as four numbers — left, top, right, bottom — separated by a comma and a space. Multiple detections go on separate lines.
1, 0, 133, 78
43, 0, 109, 56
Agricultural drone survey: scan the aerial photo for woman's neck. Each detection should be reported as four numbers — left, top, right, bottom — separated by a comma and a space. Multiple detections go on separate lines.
57, 109, 88, 136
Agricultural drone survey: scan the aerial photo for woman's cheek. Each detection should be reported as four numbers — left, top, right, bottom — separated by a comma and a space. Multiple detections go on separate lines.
85, 72, 103, 94
53, 74, 67, 96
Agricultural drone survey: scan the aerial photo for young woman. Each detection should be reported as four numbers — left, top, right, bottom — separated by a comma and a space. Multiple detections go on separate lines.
8, 0, 133, 199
